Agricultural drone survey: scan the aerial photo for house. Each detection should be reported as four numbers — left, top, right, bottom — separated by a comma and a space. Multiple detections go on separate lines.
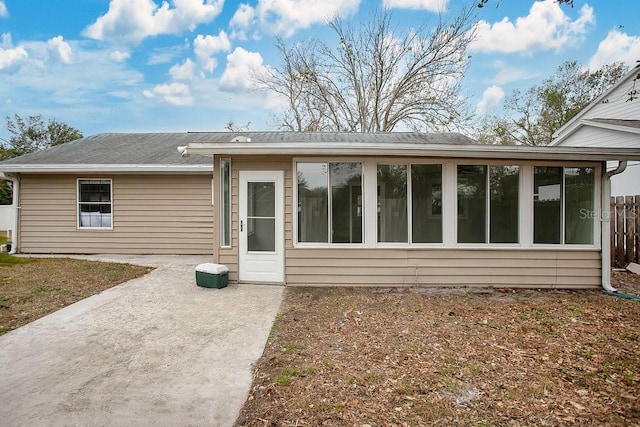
551, 65, 640, 196
1, 131, 638, 290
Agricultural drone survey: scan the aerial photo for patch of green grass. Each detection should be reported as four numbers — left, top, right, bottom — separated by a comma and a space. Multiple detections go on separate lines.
275, 374, 292, 386
274, 366, 316, 386
268, 315, 279, 339
567, 304, 583, 317
361, 371, 379, 384
34, 285, 62, 293
322, 358, 335, 368
393, 380, 417, 395
0, 254, 35, 266
280, 342, 305, 353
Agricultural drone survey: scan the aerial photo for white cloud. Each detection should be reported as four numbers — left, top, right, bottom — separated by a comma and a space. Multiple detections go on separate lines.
84, 0, 224, 45
588, 29, 640, 70
471, 0, 594, 54
170, 58, 196, 80
475, 85, 504, 114
0, 1, 8, 17
382, 0, 447, 13
147, 43, 189, 65
234, 0, 360, 38
194, 31, 231, 72
0, 33, 28, 72
219, 47, 265, 92
47, 36, 73, 64
143, 82, 193, 105
230, 4, 256, 40
488, 60, 539, 85
109, 50, 131, 62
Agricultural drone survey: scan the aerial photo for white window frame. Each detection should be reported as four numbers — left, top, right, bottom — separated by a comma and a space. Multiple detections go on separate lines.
293, 159, 365, 248
219, 158, 232, 248
531, 163, 601, 248
454, 163, 522, 247
375, 161, 445, 247
77, 178, 113, 230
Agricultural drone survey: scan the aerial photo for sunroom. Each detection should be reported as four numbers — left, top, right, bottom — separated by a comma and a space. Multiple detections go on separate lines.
180, 131, 640, 290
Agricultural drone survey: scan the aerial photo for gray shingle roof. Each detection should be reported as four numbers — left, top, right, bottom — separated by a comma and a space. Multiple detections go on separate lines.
0, 131, 477, 166
0, 133, 210, 166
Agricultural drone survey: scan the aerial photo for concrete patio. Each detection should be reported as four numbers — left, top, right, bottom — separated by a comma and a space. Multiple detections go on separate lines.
0, 255, 284, 427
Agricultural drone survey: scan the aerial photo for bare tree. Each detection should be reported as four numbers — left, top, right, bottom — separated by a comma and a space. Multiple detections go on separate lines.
255, 6, 477, 132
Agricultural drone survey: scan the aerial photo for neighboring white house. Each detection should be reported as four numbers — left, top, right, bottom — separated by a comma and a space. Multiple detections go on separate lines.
552, 65, 640, 196
0, 204, 14, 232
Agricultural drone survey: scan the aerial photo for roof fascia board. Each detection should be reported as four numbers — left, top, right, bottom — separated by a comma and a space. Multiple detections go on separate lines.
0, 164, 213, 174
185, 142, 640, 161
581, 120, 640, 135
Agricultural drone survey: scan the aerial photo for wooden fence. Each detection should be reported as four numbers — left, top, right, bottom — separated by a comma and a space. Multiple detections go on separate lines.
611, 195, 640, 268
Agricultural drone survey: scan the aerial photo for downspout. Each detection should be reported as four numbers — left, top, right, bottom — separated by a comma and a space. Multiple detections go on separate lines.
601, 161, 626, 293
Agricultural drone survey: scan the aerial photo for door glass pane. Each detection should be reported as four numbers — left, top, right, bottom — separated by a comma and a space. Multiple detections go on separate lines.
565, 167, 594, 244
248, 182, 275, 217
247, 218, 275, 251
297, 163, 328, 243
534, 166, 562, 244
490, 165, 519, 243
331, 163, 362, 243
411, 164, 442, 243
457, 165, 486, 243
247, 181, 276, 252
378, 164, 408, 243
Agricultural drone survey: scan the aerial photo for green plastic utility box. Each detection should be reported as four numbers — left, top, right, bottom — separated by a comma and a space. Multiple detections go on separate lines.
195, 263, 229, 289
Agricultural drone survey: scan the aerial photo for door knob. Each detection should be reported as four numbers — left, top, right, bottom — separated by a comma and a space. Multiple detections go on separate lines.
240, 220, 243, 232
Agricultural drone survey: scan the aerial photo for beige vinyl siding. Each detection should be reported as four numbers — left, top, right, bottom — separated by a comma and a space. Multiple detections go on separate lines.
285, 249, 601, 288
19, 174, 214, 254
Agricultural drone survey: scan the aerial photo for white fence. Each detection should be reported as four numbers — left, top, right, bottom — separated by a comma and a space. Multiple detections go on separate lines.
0, 205, 15, 231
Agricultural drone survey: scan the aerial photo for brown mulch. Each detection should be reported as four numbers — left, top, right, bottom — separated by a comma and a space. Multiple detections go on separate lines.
0, 257, 152, 335
237, 275, 640, 426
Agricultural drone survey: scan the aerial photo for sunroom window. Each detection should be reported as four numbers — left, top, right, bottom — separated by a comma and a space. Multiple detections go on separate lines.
377, 163, 443, 244
377, 164, 408, 243
457, 165, 519, 244
78, 179, 112, 229
297, 162, 362, 244
411, 164, 442, 243
534, 166, 595, 245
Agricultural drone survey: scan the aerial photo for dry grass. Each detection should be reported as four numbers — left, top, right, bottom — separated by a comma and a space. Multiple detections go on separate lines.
0, 256, 152, 335
237, 275, 640, 426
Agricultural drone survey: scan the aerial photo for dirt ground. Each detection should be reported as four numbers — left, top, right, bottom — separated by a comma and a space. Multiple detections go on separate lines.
0, 257, 152, 335
236, 272, 640, 426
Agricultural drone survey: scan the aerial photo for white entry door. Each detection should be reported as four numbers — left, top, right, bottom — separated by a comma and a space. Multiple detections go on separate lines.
238, 170, 284, 283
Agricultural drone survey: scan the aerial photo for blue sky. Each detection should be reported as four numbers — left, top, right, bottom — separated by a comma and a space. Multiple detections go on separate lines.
0, 0, 638, 141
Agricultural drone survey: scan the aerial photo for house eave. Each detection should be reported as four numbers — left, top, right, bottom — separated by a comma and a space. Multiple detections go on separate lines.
552, 119, 640, 146
184, 142, 640, 162
0, 164, 213, 174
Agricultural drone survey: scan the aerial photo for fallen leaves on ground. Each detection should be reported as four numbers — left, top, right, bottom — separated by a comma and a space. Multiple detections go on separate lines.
237, 275, 640, 426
